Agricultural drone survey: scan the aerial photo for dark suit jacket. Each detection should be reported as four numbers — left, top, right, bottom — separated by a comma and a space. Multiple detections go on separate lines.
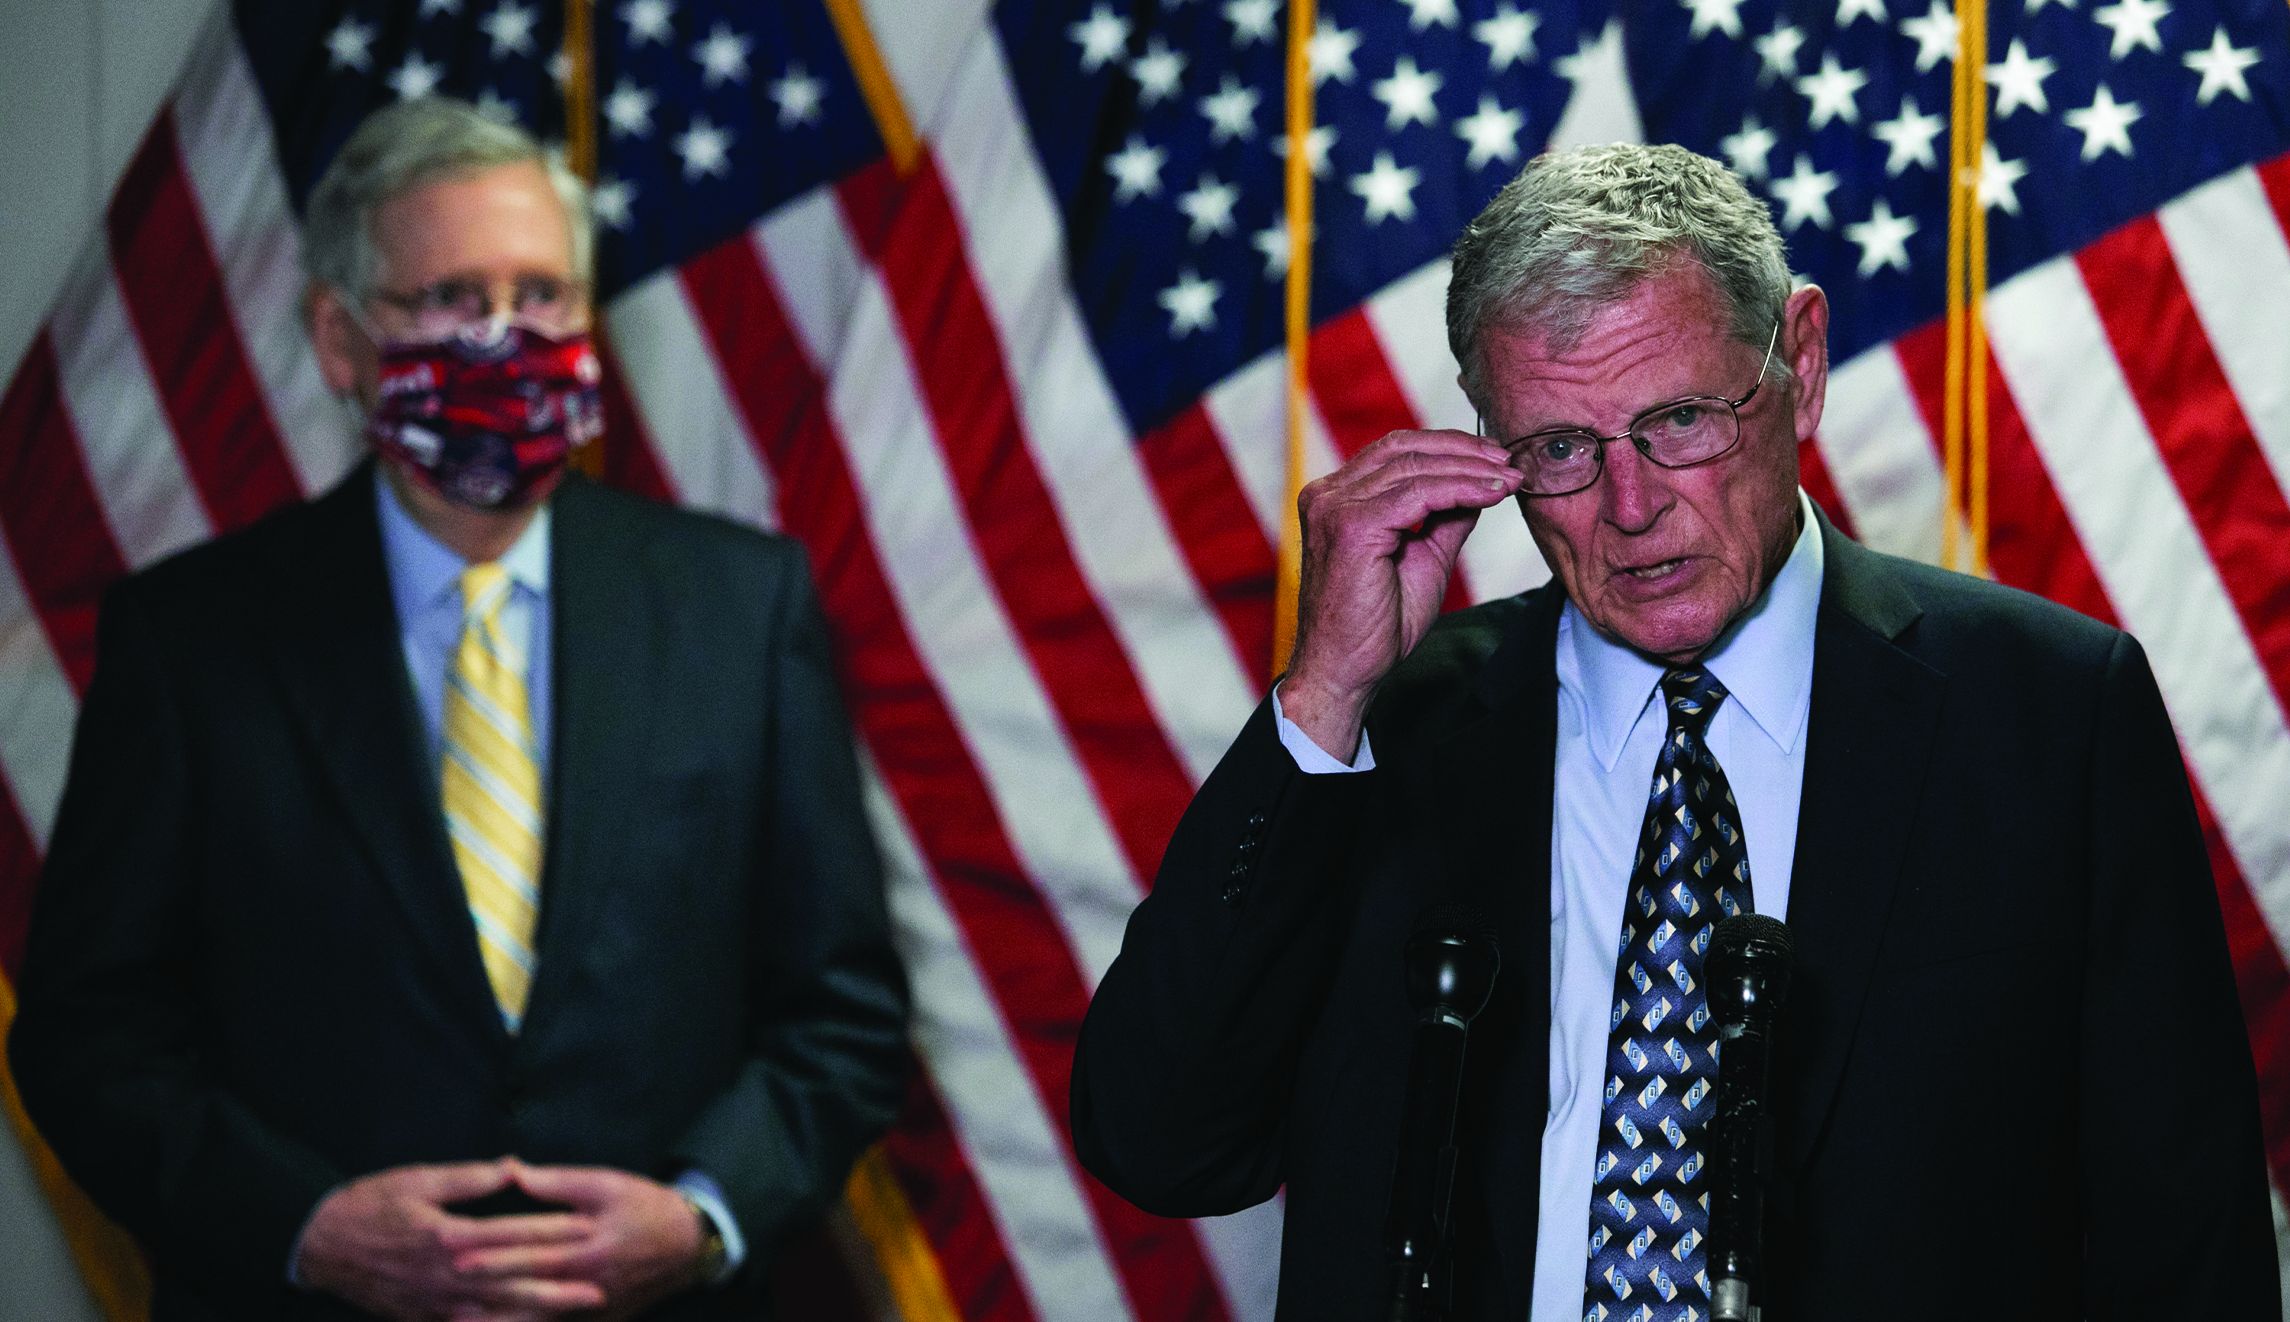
10, 465, 909, 1320
1073, 517, 2278, 1319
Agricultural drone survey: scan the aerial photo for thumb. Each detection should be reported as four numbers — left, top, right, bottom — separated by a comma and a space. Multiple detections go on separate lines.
506, 1160, 619, 1209
412, 1160, 516, 1206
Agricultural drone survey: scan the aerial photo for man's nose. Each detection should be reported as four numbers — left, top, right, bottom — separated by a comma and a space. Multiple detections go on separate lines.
1599, 439, 1672, 533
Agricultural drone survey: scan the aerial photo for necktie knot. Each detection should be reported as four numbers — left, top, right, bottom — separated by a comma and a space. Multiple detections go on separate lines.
1660, 664, 1729, 736
460, 563, 511, 624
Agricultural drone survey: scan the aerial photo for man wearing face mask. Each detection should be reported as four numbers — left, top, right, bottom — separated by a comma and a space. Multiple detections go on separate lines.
9, 98, 908, 1321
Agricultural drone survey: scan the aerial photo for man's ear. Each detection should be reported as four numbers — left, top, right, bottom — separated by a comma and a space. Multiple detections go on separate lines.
306, 283, 367, 396
1782, 283, 1831, 442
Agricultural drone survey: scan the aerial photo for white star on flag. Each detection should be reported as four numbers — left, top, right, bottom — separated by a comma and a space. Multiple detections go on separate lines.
1177, 175, 1240, 240
1069, 4, 1130, 72
1836, 0, 1888, 26
326, 18, 375, 72
1770, 153, 1840, 229
481, 3, 538, 59
1754, 21, 1807, 83
1900, 0, 1959, 72
2184, 26, 2261, 105
1720, 116, 1779, 181
1351, 151, 1422, 224
2094, 0, 2172, 58
1405, 0, 1462, 30
770, 66, 825, 127
1159, 270, 1221, 336
605, 79, 656, 139
2065, 85, 2143, 159
1131, 37, 1188, 107
692, 23, 752, 88
1106, 135, 1167, 202
1224, 0, 1281, 46
1845, 197, 1919, 274
1986, 38, 2056, 117
1795, 54, 1869, 128
591, 177, 635, 230
420, 0, 461, 16
1200, 75, 1261, 143
674, 115, 732, 180
1273, 123, 1338, 177
1372, 56, 1444, 129
1456, 94, 1525, 169
1682, 0, 1748, 41
389, 52, 444, 101
1473, 4, 1542, 70
1252, 223, 1291, 279
620, 0, 673, 45
1873, 97, 1945, 174
472, 89, 517, 124
1309, 18, 1362, 84
1977, 141, 2029, 214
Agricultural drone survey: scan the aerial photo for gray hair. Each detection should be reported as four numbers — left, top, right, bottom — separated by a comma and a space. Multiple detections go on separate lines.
1446, 142, 1792, 414
302, 96, 591, 302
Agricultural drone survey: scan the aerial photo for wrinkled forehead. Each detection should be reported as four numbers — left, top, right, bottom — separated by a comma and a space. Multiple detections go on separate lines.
1475, 269, 1750, 430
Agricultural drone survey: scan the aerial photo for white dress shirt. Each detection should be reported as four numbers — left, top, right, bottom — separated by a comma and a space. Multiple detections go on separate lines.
1275, 492, 1824, 1317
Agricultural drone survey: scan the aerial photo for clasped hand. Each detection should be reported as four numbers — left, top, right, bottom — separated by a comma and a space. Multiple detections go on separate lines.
1281, 429, 1522, 759
295, 1156, 708, 1322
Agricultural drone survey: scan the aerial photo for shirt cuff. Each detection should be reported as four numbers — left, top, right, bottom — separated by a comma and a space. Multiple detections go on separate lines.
1271, 684, 1376, 773
673, 1170, 747, 1284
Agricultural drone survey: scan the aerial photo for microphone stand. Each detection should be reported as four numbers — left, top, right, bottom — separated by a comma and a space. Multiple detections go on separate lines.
1386, 912, 1499, 1322
1706, 914, 1794, 1322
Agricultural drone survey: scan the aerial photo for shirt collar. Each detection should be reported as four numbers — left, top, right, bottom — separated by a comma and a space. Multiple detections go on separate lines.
375, 473, 552, 622
1561, 489, 1825, 772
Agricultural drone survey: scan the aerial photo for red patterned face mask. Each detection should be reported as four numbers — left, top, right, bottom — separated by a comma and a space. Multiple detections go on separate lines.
367, 322, 603, 510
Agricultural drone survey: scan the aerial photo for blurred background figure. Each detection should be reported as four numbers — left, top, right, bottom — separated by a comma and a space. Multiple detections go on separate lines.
9, 93, 908, 1321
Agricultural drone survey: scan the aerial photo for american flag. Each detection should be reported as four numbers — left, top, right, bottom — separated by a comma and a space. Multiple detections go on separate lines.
2, 0, 2287, 1317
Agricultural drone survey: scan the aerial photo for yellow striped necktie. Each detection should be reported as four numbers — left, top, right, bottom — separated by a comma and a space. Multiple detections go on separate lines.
442, 562, 543, 1029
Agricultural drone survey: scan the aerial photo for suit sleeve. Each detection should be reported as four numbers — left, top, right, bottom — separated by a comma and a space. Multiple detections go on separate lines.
1071, 696, 1379, 1217
8, 581, 343, 1290
667, 550, 911, 1262
2077, 633, 2280, 1316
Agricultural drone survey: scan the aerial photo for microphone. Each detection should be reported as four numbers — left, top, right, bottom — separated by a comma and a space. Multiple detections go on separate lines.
1705, 913, 1794, 1322
1386, 905, 1501, 1322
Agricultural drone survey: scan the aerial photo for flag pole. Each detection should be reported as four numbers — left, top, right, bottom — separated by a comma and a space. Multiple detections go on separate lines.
1944, 0, 1990, 574
1273, 0, 1319, 677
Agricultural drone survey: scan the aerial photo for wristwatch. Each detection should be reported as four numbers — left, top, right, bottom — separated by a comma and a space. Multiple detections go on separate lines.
682, 1192, 730, 1284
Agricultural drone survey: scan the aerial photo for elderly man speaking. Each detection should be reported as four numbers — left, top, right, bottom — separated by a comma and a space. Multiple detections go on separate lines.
1073, 143, 2277, 1319
11, 97, 907, 1321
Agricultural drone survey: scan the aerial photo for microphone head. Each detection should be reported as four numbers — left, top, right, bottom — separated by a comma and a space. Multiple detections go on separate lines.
1404, 903, 1501, 1023
1707, 913, 1793, 1021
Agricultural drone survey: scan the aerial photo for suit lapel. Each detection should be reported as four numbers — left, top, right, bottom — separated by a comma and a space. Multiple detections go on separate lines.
266, 463, 510, 1046
1779, 520, 1945, 1167
1410, 587, 1563, 1317
520, 477, 660, 1037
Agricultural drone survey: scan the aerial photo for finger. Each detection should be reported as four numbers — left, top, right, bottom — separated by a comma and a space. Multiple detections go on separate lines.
412, 1160, 518, 1205
1352, 427, 1512, 465
1340, 471, 1521, 537
503, 1161, 622, 1208
452, 1240, 599, 1280
433, 1211, 598, 1251
458, 1274, 608, 1312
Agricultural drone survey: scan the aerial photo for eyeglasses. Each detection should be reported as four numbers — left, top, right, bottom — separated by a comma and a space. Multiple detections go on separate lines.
365, 273, 589, 340
1486, 322, 1782, 497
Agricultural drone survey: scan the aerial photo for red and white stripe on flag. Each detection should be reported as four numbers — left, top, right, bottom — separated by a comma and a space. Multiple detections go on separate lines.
2, 4, 2287, 1320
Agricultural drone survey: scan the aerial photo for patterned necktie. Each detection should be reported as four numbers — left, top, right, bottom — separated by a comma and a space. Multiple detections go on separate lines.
1583, 665, 1754, 1322
442, 563, 543, 1029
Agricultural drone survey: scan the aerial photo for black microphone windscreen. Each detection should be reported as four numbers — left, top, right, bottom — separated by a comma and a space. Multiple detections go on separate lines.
1708, 913, 1794, 1015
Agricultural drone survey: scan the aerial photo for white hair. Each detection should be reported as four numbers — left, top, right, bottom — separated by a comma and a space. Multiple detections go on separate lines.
1446, 142, 1793, 414
302, 96, 591, 301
